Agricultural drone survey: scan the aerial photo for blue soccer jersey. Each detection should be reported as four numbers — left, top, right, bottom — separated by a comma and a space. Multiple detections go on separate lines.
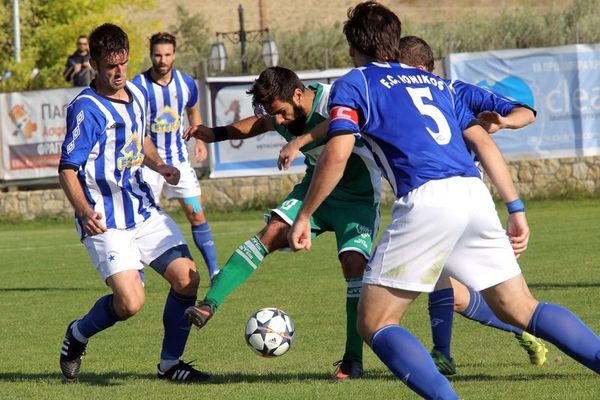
450, 80, 536, 117
60, 81, 158, 233
132, 69, 198, 165
328, 62, 481, 198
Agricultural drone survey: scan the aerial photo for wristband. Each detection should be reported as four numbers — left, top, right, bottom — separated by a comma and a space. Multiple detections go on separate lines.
506, 198, 525, 214
212, 126, 229, 142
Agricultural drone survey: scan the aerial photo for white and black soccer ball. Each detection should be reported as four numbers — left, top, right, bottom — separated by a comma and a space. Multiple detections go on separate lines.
245, 307, 295, 357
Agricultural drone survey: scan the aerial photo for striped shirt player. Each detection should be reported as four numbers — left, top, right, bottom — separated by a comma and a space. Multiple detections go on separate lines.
133, 64, 219, 280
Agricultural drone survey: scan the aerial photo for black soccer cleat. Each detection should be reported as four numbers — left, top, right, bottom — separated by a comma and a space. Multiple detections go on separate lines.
59, 320, 87, 382
333, 357, 364, 381
184, 301, 216, 329
157, 360, 211, 383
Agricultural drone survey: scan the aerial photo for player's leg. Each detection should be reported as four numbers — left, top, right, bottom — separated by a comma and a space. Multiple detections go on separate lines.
452, 278, 548, 365
169, 163, 219, 280
329, 200, 377, 380
60, 229, 145, 381
482, 274, 600, 373
179, 196, 219, 280
428, 273, 456, 375
139, 212, 210, 382
359, 284, 458, 399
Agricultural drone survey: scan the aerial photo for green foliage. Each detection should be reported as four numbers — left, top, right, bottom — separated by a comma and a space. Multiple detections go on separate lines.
168, 6, 212, 79
0, 0, 159, 92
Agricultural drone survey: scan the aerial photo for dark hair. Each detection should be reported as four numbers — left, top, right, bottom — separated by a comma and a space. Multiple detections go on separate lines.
89, 23, 129, 63
149, 32, 177, 53
77, 35, 88, 42
343, 1, 402, 62
247, 66, 305, 109
399, 36, 434, 73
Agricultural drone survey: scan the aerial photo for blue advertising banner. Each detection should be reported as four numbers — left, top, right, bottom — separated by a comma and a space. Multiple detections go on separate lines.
446, 44, 600, 160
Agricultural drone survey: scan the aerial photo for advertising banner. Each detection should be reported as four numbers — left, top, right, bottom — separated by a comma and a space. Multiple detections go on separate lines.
447, 44, 600, 160
0, 88, 79, 180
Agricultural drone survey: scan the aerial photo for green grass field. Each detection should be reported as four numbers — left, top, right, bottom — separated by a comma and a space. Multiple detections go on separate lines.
1, 199, 599, 399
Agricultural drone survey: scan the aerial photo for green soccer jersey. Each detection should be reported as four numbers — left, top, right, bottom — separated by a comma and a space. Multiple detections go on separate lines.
272, 83, 381, 206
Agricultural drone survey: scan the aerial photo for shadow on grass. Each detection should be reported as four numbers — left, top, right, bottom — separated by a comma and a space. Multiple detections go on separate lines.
0, 369, 593, 386
528, 282, 600, 290
0, 287, 92, 292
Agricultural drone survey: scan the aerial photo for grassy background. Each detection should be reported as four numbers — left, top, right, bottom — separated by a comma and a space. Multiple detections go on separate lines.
0, 199, 599, 399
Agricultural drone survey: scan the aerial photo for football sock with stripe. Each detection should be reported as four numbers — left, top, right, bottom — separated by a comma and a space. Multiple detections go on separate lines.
461, 287, 522, 335
370, 324, 459, 399
344, 279, 363, 362
204, 236, 269, 308
527, 302, 600, 373
428, 288, 455, 359
161, 289, 196, 363
76, 294, 122, 340
191, 222, 220, 278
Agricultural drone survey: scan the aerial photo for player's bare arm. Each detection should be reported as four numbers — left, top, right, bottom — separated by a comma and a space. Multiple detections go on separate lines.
183, 115, 274, 142
59, 168, 107, 235
278, 120, 329, 170
143, 136, 180, 185
463, 125, 529, 255
185, 104, 208, 163
288, 133, 355, 251
479, 107, 536, 134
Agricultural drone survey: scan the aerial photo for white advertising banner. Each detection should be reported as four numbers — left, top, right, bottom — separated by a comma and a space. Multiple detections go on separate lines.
0, 87, 79, 180
205, 69, 350, 178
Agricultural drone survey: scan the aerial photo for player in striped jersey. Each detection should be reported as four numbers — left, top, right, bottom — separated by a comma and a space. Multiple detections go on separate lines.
289, 2, 600, 398
399, 35, 547, 374
133, 32, 219, 281
58, 23, 209, 383
184, 66, 381, 380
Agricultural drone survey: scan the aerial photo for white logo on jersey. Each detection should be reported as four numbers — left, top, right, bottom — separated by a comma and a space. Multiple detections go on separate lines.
66, 110, 85, 154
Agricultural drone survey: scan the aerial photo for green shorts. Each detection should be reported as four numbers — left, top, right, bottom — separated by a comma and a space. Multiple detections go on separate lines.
271, 181, 379, 260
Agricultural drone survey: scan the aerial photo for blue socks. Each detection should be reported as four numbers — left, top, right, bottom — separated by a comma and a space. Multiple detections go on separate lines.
192, 222, 219, 278
161, 289, 196, 362
370, 325, 459, 400
461, 287, 522, 335
428, 288, 455, 359
528, 302, 600, 373
75, 294, 122, 340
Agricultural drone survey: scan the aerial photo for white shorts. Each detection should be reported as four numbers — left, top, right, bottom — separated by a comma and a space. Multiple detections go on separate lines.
83, 211, 189, 280
143, 162, 201, 201
363, 176, 521, 292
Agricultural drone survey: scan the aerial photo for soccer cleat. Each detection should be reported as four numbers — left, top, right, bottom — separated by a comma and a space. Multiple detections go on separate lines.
184, 300, 216, 329
430, 349, 456, 376
157, 360, 211, 383
332, 358, 364, 380
59, 320, 87, 382
516, 332, 548, 366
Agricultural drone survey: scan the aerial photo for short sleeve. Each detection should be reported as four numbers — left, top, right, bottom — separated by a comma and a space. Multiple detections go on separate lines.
328, 70, 368, 137
60, 98, 104, 168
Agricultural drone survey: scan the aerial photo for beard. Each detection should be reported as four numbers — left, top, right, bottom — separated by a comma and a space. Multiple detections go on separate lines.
286, 103, 308, 135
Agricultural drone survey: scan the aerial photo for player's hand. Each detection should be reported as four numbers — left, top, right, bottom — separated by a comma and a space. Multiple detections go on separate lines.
478, 111, 504, 134
81, 211, 107, 236
194, 140, 208, 163
506, 211, 529, 257
277, 139, 301, 170
288, 217, 312, 251
158, 164, 180, 185
183, 125, 215, 142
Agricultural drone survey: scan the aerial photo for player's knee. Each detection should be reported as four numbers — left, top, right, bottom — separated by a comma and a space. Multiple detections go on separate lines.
258, 218, 290, 252
169, 264, 200, 295
188, 210, 207, 226
114, 292, 145, 319
340, 251, 367, 279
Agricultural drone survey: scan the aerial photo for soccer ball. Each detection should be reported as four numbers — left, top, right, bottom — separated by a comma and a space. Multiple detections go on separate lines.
245, 308, 295, 357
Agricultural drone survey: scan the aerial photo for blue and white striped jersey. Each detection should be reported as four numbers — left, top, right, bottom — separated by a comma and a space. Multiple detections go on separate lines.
132, 69, 198, 165
328, 62, 481, 198
60, 81, 158, 234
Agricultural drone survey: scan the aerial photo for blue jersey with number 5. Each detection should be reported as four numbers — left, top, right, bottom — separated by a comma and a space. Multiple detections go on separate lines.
328, 62, 481, 198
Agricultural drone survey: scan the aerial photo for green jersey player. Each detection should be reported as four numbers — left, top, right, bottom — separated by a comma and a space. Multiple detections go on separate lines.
183, 66, 381, 379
